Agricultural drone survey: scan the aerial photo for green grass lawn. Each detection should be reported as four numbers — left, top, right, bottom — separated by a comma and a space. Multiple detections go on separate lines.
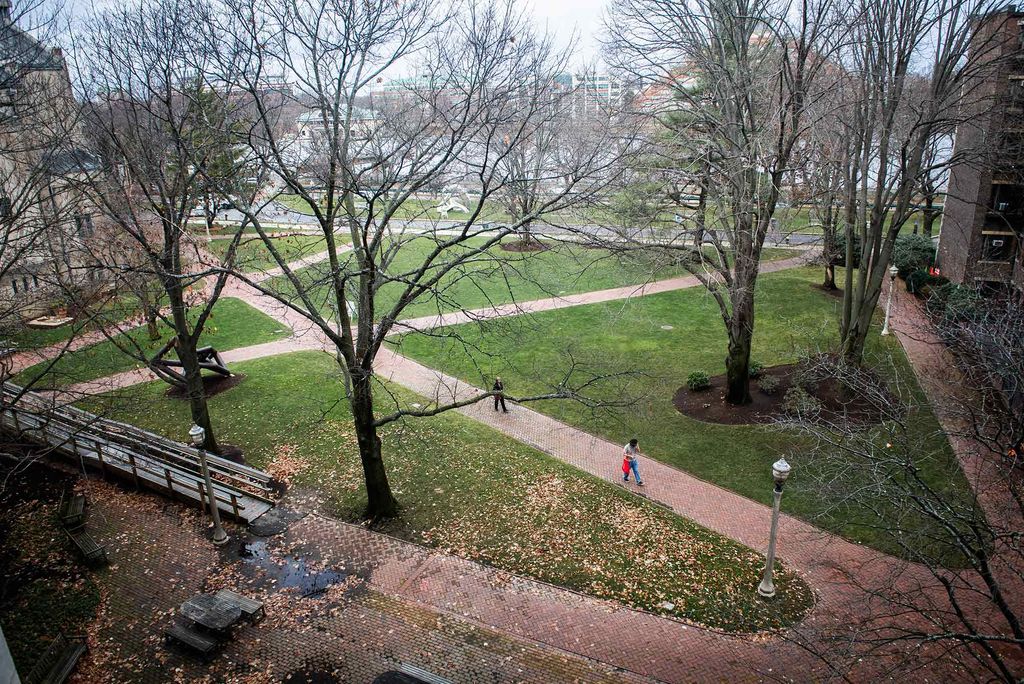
15, 298, 290, 388
393, 266, 973, 563
207, 234, 328, 273
0, 469, 101, 670
85, 350, 813, 632
1, 295, 144, 352
265, 236, 798, 322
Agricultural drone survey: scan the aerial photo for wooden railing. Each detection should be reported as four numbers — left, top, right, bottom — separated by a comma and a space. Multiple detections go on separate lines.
0, 383, 275, 522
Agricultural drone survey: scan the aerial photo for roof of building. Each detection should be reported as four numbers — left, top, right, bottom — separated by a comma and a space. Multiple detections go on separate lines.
45, 148, 101, 175
0, 1, 65, 74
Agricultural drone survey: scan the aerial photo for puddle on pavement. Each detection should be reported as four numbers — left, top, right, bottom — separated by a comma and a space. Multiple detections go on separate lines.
239, 540, 354, 598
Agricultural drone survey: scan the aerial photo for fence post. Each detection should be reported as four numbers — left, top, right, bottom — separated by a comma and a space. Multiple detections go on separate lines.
197, 479, 206, 510
127, 452, 140, 489
96, 443, 107, 476
164, 468, 174, 494
230, 494, 239, 519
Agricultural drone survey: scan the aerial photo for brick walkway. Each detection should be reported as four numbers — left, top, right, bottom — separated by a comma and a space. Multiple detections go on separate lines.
52, 478, 656, 684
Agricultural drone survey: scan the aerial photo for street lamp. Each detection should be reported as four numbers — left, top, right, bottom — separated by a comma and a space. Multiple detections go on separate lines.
881, 264, 898, 336
758, 457, 792, 599
189, 424, 229, 546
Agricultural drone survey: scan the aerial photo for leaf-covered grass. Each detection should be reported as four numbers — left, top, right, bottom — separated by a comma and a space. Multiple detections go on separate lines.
0, 477, 101, 670
14, 297, 290, 388
264, 235, 798, 322
207, 234, 328, 273
393, 266, 974, 564
85, 350, 814, 632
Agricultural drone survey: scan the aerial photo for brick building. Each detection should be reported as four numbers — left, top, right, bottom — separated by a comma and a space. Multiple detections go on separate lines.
938, 5, 1024, 297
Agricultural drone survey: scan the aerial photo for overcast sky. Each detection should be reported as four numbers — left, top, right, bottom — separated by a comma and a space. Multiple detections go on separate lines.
58, 0, 608, 70
528, 0, 605, 67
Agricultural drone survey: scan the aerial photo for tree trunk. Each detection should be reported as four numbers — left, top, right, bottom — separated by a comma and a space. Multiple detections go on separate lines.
724, 284, 755, 405
350, 371, 399, 519
166, 278, 220, 453
146, 314, 160, 341
840, 257, 887, 366
823, 263, 836, 291
176, 338, 221, 453
922, 198, 938, 238
821, 205, 838, 290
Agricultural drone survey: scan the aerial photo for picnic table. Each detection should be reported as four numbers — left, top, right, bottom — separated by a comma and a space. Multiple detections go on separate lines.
180, 594, 242, 632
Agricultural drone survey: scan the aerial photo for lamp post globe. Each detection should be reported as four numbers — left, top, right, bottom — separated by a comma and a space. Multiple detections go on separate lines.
771, 457, 791, 490
759, 457, 792, 599
881, 264, 899, 336
189, 423, 204, 447
189, 424, 229, 546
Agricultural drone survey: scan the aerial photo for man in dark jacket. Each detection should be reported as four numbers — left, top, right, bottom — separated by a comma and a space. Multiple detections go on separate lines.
493, 376, 508, 413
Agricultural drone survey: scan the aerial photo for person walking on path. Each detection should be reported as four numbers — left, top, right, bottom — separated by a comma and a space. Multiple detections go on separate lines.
493, 376, 508, 413
622, 438, 643, 486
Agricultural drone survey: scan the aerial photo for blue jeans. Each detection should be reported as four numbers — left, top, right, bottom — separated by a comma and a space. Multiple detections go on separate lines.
623, 459, 642, 483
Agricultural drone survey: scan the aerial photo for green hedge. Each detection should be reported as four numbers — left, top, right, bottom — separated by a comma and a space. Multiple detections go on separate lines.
893, 233, 937, 279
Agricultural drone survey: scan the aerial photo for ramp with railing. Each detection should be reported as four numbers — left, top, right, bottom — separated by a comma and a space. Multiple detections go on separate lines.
0, 384, 275, 523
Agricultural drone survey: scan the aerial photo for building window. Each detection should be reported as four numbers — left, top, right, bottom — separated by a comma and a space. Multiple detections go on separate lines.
11, 279, 17, 295
32, 274, 39, 288
982, 232, 1016, 262
21, 277, 29, 292
0, 197, 10, 219
75, 214, 94, 237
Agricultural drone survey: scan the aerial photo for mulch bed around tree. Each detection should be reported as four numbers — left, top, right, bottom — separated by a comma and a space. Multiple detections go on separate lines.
812, 283, 844, 298
164, 372, 246, 399
499, 239, 548, 253
672, 362, 892, 426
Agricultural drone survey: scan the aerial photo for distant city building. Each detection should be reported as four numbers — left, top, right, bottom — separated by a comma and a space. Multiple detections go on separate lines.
554, 72, 626, 117
939, 5, 1024, 296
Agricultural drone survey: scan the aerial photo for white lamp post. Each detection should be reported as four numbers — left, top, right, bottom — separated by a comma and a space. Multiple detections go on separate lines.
881, 264, 898, 336
758, 457, 792, 599
189, 424, 229, 546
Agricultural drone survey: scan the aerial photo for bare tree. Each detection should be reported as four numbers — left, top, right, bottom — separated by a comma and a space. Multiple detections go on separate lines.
200, 0, 627, 518
66, 0, 249, 452
778, 329, 1024, 681
603, 0, 838, 405
835, 0, 1000, 364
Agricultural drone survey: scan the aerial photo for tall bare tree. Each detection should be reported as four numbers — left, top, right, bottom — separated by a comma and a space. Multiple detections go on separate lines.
604, 0, 838, 404
67, 0, 247, 452
835, 0, 1000, 364
202, 0, 627, 517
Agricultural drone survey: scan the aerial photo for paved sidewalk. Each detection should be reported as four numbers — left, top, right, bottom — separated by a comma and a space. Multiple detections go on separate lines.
37, 477, 657, 684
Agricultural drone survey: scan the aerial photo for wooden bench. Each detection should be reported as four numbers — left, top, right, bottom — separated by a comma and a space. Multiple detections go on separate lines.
23, 633, 87, 684
215, 589, 265, 623
64, 527, 107, 566
57, 490, 87, 530
164, 622, 220, 661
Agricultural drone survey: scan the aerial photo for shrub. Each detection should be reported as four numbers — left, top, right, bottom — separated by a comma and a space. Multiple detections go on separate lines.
893, 233, 936, 279
758, 375, 780, 395
905, 268, 947, 296
686, 371, 711, 392
782, 386, 821, 416
749, 360, 764, 379
937, 284, 978, 325
832, 232, 861, 268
